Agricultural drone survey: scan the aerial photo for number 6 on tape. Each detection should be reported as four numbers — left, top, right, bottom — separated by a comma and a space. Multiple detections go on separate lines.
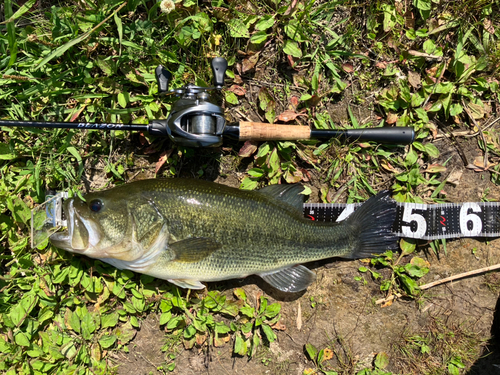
460, 203, 482, 236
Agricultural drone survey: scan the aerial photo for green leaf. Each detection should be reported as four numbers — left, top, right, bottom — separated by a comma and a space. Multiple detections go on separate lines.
261, 324, 276, 343
5, 0, 17, 67
101, 312, 119, 328
283, 40, 302, 58
68, 310, 81, 333
240, 305, 255, 318
3, 0, 37, 23
228, 18, 249, 38
305, 343, 318, 362
284, 20, 307, 42
424, 143, 440, 158
14, 332, 30, 347
224, 91, 239, 105
264, 303, 281, 319
250, 31, 268, 44
114, 11, 123, 54
398, 273, 419, 295
234, 334, 247, 356
81, 312, 97, 340
184, 325, 196, 339
166, 315, 184, 330
160, 311, 172, 326
99, 334, 117, 349
96, 55, 117, 76
240, 177, 259, 190
374, 351, 389, 369
400, 238, 416, 256
255, 15, 275, 31
0, 143, 15, 160
215, 322, 231, 335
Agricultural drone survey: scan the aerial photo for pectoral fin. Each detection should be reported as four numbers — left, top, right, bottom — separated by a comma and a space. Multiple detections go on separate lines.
170, 237, 221, 263
168, 278, 206, 290
259, 265, 316, 293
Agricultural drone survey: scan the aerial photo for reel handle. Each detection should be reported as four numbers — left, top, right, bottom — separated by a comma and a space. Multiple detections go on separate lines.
211, 57, 228, 89
155, 65, 172, 94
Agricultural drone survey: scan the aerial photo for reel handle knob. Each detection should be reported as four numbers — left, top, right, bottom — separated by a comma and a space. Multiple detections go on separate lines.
155, 65, 172, 94
211, 57, 227, 89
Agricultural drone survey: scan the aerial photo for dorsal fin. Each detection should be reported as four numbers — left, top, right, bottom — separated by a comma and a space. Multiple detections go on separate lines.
258, 184, 305, 212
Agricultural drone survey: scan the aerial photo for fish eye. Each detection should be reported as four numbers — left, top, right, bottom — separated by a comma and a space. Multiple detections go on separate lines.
89, 199, 104, 213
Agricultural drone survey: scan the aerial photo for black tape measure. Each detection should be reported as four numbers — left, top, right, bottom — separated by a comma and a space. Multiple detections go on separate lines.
304, 201, 500, 240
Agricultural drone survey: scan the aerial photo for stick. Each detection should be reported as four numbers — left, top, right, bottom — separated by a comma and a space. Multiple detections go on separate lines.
419, 263, 500, 290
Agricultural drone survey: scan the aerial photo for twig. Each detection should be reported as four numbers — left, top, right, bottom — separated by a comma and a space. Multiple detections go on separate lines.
462, 98, 489, 169
375, 293, 402, 305
419, 263, 500, 290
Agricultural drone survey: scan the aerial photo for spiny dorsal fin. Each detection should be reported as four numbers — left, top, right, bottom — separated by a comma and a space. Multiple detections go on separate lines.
258, 184, 305, 212
170, 237, 221, 263
259, 265, 316, 293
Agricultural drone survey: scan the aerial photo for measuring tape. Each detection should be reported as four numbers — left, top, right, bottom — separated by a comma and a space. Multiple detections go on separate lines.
304, 201, 500, 240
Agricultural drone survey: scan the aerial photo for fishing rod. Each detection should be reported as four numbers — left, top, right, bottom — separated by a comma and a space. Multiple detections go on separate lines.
0, 57, 415, 148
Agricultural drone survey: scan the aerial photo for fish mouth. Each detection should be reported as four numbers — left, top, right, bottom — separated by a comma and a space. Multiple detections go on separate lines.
49, 199, 102, 253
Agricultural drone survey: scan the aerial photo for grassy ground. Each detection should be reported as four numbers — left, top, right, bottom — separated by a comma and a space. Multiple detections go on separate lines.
1, 0, 500, 374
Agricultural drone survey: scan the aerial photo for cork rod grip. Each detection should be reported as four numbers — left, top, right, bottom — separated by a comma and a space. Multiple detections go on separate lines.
239, 122, 311, 141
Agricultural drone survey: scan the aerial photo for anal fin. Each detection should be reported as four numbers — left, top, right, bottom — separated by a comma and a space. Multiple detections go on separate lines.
168, 278, 206, 290
259, 265, 316, 293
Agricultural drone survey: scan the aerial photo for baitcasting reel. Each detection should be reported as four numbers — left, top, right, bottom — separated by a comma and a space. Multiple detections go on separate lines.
153, 57, 228, 147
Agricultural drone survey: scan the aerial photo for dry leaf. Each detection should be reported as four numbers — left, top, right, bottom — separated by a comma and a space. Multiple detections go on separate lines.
426, 65, 439, 77
242, 53, 260, 73
290, 96, 299, 108
229, 84, 246, 96
287, 55, 299, 69
447, 169, 463, 185
138, 132, 149, 146
404, 10, 415, 29
386, 113, 398, 124
238, 141, 258, 157
424, 164, 446, 173
271, 322, 286, 330
342, 63, 354, 73
408, 71, 421, 88
484, 18, 495, 34
277, 109, 306, 122
233, 74, 243, 84
376, 61, 388, 69
155, 149, 173, 174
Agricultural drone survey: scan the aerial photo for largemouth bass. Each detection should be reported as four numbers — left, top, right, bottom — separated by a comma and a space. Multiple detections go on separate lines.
50, 179, 397, 292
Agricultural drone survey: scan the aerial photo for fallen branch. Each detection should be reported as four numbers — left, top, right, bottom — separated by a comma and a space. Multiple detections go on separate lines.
419, 263, 500, 290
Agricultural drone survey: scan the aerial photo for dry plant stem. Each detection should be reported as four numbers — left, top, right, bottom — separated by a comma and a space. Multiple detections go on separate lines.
419, 263, 500, 290
375, 293, 402, 305
462, 98, 489, 168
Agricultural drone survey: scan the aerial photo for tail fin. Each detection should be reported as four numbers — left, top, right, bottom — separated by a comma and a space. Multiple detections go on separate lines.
342, 190, 398, 259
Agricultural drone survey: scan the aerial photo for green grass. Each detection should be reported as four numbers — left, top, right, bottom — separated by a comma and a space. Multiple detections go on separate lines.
1, 0, 500, 374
